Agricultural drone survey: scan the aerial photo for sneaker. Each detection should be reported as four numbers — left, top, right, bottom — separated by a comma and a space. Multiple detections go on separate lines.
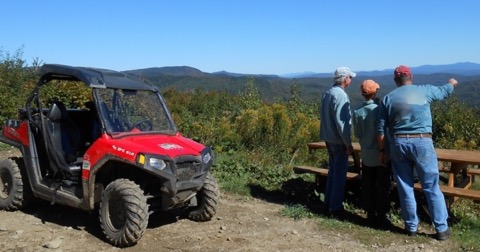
436, 228, 451, 241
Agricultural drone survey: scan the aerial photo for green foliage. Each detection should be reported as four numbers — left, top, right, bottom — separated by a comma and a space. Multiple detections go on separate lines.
239, 77, 262, 110
0, 142, 13, 151
235, 109, 261, 148
0, 48, 38, 122
213, 150, 294, 193
212, 154, 252, 195
163, 78, 321, 195
432, 98, 480, 149
165, 79, 320, 160
0, 49, 92, 124
449, 196, 480, 250
40, 80, 92, 108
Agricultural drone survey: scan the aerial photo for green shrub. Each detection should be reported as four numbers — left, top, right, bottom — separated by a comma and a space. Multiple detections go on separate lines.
0, 48, 38, 123
432, 98, 480, 150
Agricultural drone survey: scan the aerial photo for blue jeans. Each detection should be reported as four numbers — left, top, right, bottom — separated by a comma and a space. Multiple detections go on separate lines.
390, 137, 448, 233
324, 142, 349, 212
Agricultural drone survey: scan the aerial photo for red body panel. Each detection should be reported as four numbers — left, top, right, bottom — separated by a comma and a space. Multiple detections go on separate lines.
81, 132, 205, 179
2, 121, 30, 146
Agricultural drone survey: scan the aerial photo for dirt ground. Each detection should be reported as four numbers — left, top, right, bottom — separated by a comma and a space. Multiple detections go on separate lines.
0, 148, 459, 252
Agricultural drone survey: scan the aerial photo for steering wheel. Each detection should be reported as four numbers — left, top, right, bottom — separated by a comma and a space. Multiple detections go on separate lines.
131, 119, 153, 131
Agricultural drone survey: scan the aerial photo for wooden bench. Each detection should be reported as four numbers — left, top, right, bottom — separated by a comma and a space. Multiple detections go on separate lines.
438, 165, 480, 191
293, 165, 360, 180
300, 141, 480, 205
413, 183, 480, 201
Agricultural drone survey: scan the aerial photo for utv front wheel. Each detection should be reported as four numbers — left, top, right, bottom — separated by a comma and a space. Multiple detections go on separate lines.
188, 172, 220, 221
99, 179, 149, 247
0, 158, 28, 210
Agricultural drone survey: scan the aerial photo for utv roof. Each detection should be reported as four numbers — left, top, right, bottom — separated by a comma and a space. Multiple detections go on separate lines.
38, 64, 158, 91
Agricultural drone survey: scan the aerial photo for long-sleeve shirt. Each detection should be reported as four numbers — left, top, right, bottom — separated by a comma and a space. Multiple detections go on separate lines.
320, 85, 352, 146
353, 100, 381, 167
377, 83, 454, 136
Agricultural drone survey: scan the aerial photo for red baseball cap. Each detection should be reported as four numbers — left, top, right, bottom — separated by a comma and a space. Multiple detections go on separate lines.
394, 65, 411, 78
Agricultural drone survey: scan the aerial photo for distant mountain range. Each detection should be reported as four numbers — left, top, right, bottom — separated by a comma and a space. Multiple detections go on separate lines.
279, 62, 480, 78
126, 62, 480, 79
124, 62, 480, 108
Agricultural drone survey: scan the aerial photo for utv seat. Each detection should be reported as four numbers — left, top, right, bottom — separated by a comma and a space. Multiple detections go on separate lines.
46, 101, 82, 176
84, 101, 102, 143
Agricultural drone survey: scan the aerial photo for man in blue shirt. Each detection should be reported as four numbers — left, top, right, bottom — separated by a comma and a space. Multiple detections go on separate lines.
377, 65, 458, 240
353, 80, 391, 228
320, 66, 355, 217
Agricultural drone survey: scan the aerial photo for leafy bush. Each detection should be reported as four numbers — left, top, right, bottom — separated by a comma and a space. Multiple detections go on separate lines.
0, 48, 38, 122
432, 98, 480, 150
40, 80, 92, 108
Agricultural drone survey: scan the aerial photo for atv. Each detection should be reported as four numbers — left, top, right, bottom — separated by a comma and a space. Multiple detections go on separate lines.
0, 64, 220, 247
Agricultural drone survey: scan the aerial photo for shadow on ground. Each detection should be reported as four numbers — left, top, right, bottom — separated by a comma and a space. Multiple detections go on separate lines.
248, 178, 368, 227
20, 200, 107, 243
19, 198, 188, 245
246, 177, 441, 235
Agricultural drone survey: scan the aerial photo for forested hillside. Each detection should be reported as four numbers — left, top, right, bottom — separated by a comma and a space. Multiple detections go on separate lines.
126, 67, 480, 109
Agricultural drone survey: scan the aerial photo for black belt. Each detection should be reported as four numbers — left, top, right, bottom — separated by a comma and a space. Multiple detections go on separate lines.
394, 134, 432, 138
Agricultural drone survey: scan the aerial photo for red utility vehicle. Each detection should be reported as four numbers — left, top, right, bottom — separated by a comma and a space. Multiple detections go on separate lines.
0, 64, 219, 247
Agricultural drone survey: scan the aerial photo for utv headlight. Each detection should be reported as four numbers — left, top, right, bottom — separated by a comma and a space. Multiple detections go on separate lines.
202, 152, 211, 164
137, 154, 169, 172
148, 157, 167, 170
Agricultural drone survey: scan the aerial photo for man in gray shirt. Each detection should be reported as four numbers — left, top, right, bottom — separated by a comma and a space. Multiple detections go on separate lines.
320, 66, 355, 217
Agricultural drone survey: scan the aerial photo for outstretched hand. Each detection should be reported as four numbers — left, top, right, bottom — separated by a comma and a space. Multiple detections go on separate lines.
448, 78, 458, 86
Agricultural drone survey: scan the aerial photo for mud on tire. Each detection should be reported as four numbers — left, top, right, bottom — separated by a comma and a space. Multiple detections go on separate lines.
188, 172, 220, 221
99, 179, 149, 247
0, 158, 30, 210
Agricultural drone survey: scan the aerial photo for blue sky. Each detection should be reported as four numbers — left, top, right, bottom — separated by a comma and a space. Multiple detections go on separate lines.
1, 1, 479, 75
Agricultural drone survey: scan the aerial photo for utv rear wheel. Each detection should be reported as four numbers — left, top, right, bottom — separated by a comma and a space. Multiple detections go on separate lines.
99, 179, 149, 247
188, 172, 220, 221
0, 158, 28, 210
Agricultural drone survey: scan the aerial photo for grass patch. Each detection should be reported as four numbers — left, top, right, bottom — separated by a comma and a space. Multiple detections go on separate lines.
280, 204, 314, 220
0, 143, 13, 151
449, 197, 480, 250
217, 173, 251, 196
452, 218, 480, 251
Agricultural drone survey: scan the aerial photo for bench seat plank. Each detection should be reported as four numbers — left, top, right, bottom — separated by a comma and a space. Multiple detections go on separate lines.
413, 183, 480, 201
293, 165, 360, 180
467, 168, 480, 175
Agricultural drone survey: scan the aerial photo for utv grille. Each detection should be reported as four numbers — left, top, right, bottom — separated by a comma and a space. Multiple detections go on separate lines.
175, 161, 201, 181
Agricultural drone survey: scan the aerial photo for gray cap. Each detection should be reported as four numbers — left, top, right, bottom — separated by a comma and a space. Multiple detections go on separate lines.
334, 66, 356, 78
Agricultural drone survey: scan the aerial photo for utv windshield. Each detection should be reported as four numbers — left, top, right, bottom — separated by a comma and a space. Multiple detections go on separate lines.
95, 88, 177, 136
